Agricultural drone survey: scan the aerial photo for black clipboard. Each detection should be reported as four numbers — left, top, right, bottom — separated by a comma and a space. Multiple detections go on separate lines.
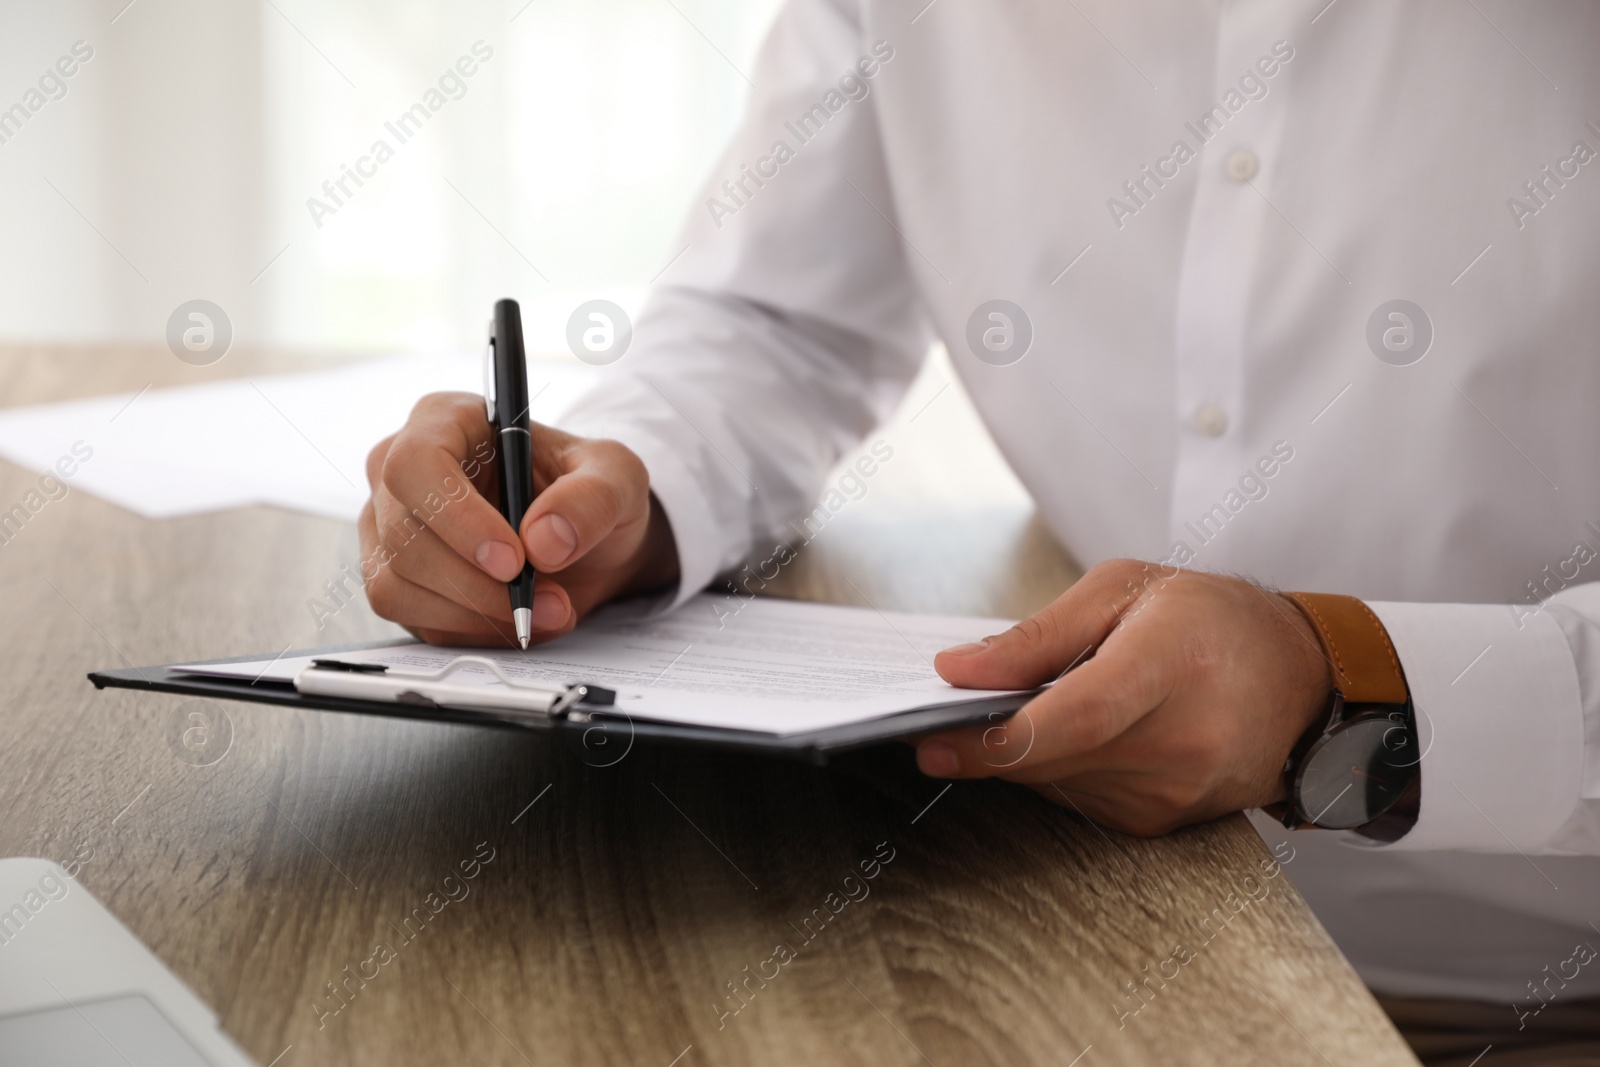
88, 641, 1033, 765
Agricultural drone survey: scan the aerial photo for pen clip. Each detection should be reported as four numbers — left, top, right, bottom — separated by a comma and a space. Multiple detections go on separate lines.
383, 654, 560, 692
296, 656, 612, 721
483, 328, 497, 426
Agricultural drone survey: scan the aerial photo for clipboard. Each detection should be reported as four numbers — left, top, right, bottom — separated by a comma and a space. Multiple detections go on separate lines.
87, 641, 1033, 765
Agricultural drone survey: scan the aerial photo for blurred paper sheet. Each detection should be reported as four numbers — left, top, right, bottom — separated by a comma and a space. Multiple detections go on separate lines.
0, 354, 597, 521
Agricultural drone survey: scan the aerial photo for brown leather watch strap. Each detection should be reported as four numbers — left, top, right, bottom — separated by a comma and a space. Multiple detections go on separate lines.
1282, 592, 1408, 705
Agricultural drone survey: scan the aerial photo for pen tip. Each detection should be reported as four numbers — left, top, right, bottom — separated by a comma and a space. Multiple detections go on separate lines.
513, 606, 532, 650
520, 636, 530, 650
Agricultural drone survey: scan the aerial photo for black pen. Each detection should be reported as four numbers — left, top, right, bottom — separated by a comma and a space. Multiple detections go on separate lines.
485, 298, 537, 648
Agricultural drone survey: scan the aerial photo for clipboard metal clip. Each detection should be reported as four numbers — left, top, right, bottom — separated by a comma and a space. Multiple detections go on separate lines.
297, 655, 615, 722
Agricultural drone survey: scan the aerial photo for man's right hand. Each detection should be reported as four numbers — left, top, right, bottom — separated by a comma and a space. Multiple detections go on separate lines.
358, 392, 679, 646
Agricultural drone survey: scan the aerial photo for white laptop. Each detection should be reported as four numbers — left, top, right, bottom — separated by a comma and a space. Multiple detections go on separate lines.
0, 858, 255, 1067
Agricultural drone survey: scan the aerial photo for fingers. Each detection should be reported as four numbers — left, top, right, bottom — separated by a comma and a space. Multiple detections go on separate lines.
916, 618, 1172, 781
359, 489, 575, 644
934, 559, 1157, 690
377, 392, 525, 583
361, 394, 654, 646
520, 431, 650, 572
374, 488, 573, 633
358, 496, 509, 639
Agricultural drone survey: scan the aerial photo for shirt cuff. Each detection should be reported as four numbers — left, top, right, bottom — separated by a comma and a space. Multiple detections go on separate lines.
1362, 600, 1584, 852
551, 414, 724, 615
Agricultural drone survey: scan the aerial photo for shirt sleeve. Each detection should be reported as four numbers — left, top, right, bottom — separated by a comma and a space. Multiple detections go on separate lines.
1361, 589, 1600, 855
555, 0, 932, 611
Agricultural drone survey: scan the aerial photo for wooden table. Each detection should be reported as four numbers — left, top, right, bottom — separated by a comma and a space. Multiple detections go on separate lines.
0, 345, 1418, 1066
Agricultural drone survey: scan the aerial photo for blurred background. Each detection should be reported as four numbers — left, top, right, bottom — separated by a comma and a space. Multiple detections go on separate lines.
0, 0, 786, 355
0, 0, 1044, 614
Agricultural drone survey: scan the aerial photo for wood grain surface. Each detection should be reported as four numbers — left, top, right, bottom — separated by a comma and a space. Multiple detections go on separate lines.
0, 345, 1417, 1066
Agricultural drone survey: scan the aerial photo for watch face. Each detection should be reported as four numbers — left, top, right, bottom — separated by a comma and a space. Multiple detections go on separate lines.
1294, 714, 1414, 830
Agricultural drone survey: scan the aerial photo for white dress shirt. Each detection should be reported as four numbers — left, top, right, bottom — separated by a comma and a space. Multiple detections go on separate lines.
558, 0, 1600, 1004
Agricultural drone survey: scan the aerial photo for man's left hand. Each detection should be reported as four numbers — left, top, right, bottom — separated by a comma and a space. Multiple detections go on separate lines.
919, 559, 1333, 836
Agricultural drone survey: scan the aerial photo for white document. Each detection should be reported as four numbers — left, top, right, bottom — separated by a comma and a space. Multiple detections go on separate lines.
0, 352, 597, 521
173, 595, 1027, 735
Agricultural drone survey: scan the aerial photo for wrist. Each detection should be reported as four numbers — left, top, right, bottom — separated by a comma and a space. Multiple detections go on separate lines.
1275, 592, 1337, 787
1278, 591, 1335, 695
1272, 591, 1419, 834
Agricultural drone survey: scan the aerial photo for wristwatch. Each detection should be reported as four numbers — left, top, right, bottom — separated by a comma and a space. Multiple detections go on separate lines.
1273, 592, 1419, 841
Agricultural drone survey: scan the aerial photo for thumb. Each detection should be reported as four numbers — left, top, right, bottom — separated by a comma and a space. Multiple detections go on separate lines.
521, 428, 649, 572
934, 559, 1154, 689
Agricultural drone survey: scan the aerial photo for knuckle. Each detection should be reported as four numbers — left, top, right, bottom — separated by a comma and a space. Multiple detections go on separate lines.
1154, 777, 1209, 814
1094, 557, 1147, 583
384, 538, 421, 579
591, 474, 626, 523
1009, 612, 1059, 650
380, 519, 430, 574
381, 434, 425, 489
586, 436, 627, 462
1108, 557, 1158, 596
1071, 699, 1120, 751
589, 437, 649, 493
413, 390, 477, 420
364, 572, 401, 620
603, 438, 647, 478
1071, 680, 1142, 750
568, 470, 626, 531
365, 436, 394, 488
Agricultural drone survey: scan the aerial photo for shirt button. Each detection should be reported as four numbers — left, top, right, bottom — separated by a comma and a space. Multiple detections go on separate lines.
1225, 150, 1259, 182
1193, 404, 1229, 437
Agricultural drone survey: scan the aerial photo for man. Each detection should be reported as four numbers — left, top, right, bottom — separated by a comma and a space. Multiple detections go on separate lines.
360, 2, 1600, 1061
